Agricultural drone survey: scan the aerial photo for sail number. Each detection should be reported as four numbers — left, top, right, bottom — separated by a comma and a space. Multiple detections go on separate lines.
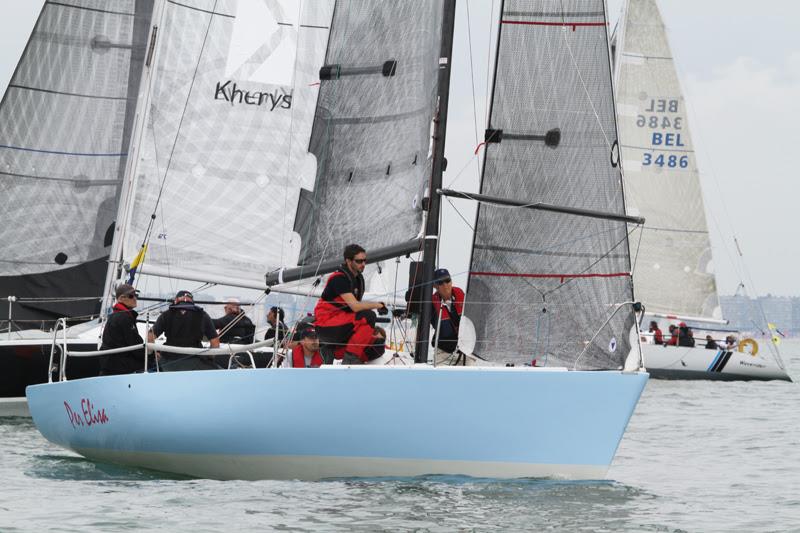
642, 153, 689, 168
636, 98, 690, 169
636, 115, 683, 129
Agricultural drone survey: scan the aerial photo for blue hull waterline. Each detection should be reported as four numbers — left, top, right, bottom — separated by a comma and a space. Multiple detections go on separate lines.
26, 367, 648, 480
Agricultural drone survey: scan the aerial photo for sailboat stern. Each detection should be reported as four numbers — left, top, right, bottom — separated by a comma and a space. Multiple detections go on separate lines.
27, 367, 647, 480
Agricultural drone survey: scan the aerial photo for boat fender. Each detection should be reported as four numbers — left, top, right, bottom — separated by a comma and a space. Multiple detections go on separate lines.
737, 338, 759, 356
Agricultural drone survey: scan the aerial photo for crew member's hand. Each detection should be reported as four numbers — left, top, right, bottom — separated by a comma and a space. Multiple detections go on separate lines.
377, 302, 389, 315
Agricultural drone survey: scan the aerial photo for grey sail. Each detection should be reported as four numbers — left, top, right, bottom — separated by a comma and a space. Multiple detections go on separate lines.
613, 0, 719, 319
0, 0, 154, 324
293, 1, 443, 269
466, 0, 636, 369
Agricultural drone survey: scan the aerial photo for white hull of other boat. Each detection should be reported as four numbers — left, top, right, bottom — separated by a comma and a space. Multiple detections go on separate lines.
26, 367, 647, 480
642, 344, 790, 381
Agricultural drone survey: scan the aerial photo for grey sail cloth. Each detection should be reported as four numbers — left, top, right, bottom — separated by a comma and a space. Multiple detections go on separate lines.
0, 0, 154, 323
613, 0, 719, 318
465, 0, 636, 369
293, 1, 443, 268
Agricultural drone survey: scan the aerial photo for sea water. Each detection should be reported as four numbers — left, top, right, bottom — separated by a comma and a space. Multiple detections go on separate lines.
1, 343, 799, 532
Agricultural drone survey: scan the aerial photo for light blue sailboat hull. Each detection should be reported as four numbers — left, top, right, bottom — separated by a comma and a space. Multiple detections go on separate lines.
26, 367, 647, 480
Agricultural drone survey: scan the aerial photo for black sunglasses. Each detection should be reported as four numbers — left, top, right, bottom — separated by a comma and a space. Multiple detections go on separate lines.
352, 258, 367, 264
435, 278, 452, 285
123, 292, 138, 298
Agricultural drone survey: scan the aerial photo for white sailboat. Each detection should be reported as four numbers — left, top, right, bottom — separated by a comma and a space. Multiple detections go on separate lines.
612, 0, 790, 381
26, 0, 648, 480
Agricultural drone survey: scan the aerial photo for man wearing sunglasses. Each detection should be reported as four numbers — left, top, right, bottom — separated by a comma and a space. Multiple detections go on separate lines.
431, 268, 464, 357
99, 283, 145, 376
314, 243, 388, 365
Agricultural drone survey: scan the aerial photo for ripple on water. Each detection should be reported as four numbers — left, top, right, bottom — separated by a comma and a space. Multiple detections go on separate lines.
2, 348, 800, 531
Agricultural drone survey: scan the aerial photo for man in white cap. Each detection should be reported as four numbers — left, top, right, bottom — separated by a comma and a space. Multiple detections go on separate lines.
213, 297, 255, 344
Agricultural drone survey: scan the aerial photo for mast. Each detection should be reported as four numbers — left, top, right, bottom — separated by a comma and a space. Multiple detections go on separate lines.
415, 0, 457, 364
101, 0, 166, 317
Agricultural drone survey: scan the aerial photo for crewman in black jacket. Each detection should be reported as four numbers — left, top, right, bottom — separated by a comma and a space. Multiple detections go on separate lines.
213, 298, 255, 344
99, 283, 145, 376
148, 290, 220, 371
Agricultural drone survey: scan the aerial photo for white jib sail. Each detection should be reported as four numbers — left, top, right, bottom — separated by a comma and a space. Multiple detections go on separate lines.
119, 0, 333, 287
615, 0, 720, 319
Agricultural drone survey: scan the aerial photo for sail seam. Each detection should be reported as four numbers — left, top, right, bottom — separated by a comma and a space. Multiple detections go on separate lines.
503, 11, 605, 18
46, 1, 135, 17
621, 143, 693, 154
0, 171, 117, 185
470, 271, 630, 279
7, 84, 128, 101
501, 20, 606, 28
166, 0, 233, 19
0, 144, 125, 157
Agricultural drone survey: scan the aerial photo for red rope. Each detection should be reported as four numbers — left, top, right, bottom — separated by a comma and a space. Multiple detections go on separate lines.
501, 20, 607, 31
474, 141, 486, 155
470, 271, 630, 284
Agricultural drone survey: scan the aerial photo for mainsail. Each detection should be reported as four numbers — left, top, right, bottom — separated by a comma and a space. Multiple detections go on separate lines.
614, 0, 719, 319
117, 0, 333, 287
0, 0, 154, 323
293, 1, 443, 268
466, 0, 637, 369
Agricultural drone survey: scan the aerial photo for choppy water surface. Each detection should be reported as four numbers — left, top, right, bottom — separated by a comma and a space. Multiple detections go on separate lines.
2, 344, 799, 532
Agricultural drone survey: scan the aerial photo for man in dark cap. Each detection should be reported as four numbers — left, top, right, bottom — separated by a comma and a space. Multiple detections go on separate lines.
148, 290, 220, 371
289, 326, 324, 368
430, 268, 465, 355
99, 283, 145, 375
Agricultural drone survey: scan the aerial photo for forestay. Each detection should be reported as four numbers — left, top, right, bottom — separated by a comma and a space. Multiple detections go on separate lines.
118, 0, 333, 285
0, 0, 154, 322
614, 0, 719, 319
466, 0, 636, 369
293, 1, 443, 268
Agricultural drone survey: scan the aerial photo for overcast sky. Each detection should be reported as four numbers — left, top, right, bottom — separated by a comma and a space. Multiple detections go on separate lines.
1, 1, 797, 298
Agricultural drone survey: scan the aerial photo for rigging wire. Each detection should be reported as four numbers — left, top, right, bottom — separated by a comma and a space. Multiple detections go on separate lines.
561, 25, 612, 149
140, 0, 219, 258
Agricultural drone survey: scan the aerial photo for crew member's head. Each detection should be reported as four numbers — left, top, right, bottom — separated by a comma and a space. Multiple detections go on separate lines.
223, 297, 241, 316
299, 326, 320, 352
433, 268, 453, 300
268, 306, 284, 325
649, 320, 658, 331
174, 290, 194, 304
115, 283, 139, 309
343, 243, 367, 275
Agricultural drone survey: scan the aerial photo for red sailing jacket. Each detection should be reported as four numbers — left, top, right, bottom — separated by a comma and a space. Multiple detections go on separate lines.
291, 344, 323, 368
314, 267, 365, 328
432, 287, 465, 322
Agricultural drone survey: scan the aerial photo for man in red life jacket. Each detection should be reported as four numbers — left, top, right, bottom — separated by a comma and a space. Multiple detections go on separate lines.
431, 268, 464, 355
290, 326, 324, 368
664, 324, 678, 346
314, 244, 388, 365
648, 321, 664, 345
